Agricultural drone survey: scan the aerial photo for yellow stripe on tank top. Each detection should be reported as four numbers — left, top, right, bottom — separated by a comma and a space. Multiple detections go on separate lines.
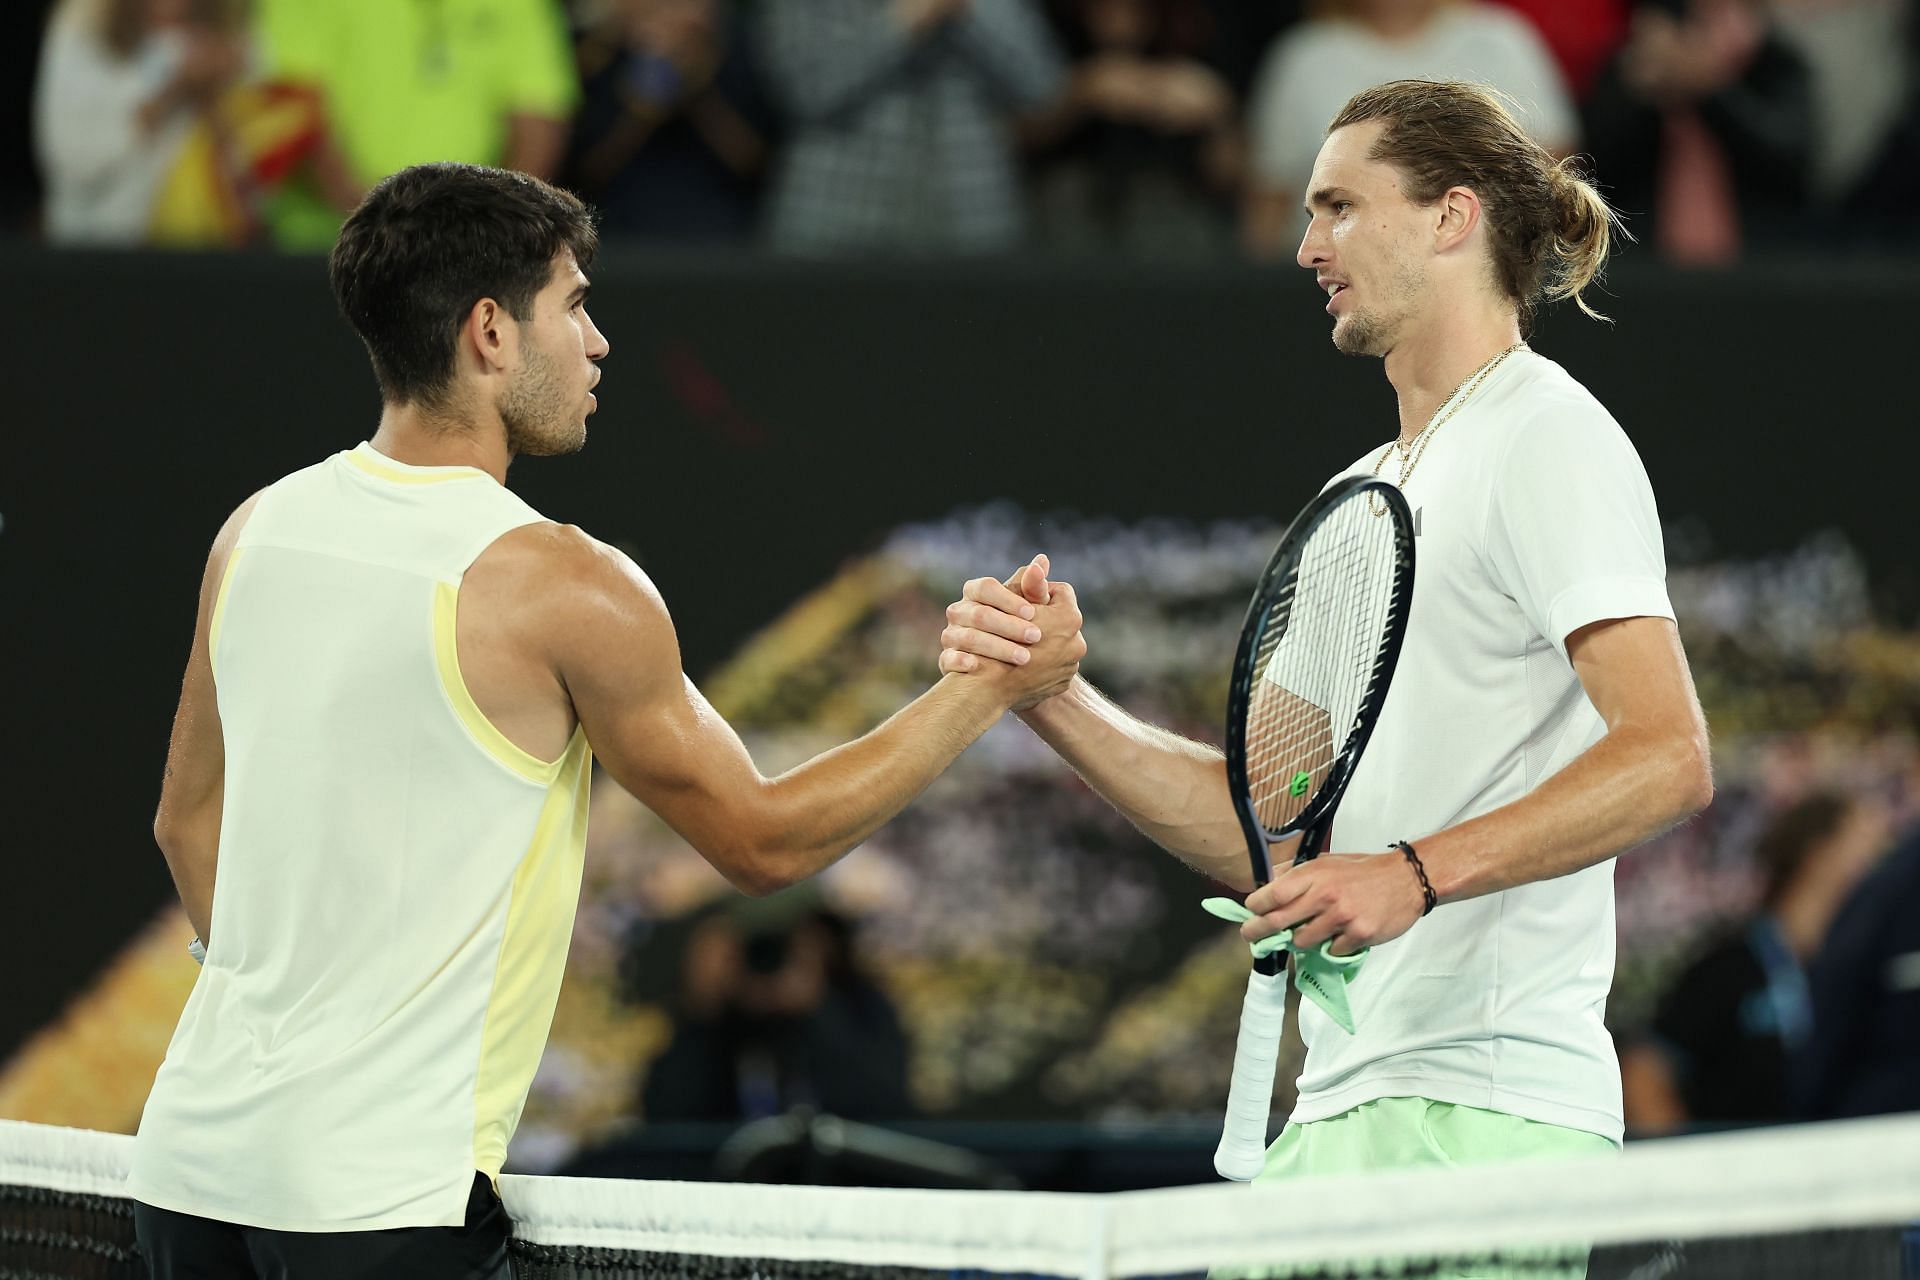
342, 448, 486, 486
470, 730, 592, 1179
432, 580, 563, 786
207, 545, 246, 683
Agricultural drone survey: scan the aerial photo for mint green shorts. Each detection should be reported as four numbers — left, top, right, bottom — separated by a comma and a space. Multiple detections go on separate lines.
1260, 1095, 1615, 1182
1232, 1097, 1614, 1280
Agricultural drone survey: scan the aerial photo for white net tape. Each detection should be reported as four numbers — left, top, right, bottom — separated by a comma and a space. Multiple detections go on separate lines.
5, 1114, 1919, 1278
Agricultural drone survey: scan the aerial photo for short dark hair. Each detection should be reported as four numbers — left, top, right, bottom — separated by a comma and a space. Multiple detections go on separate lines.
329, 164, 598, 407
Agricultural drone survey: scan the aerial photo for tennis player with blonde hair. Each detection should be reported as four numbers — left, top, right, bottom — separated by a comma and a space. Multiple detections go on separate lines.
943, 80, 1713, 1178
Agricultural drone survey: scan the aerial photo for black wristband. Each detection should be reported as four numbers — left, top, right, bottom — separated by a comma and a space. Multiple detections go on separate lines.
1394, 840, 1437, 916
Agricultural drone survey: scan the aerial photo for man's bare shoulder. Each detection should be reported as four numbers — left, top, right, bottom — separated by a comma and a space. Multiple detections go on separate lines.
203, 490, 267, 583
472, 521, 672, 633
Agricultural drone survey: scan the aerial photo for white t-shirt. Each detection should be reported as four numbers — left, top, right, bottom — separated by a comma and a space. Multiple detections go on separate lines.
1288, 350, 1672, 1145
1248, 8, 1577, 240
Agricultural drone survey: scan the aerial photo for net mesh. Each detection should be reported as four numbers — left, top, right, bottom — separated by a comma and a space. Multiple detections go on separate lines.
4, 1116, 1917, 1280
1248, 489, 1407, 839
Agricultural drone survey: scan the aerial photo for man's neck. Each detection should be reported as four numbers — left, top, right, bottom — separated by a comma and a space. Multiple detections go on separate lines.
369, 401, 512, 485
1382, 303, 1526, 445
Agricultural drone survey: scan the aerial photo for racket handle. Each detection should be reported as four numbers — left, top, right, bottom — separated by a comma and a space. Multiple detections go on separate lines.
1213, 967, 1288, 1181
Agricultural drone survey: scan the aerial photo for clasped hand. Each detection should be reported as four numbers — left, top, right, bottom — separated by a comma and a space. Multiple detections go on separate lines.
940, 553, 1085, 711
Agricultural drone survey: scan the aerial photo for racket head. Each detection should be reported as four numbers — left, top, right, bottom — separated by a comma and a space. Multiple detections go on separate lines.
1224, 475, 1416, 887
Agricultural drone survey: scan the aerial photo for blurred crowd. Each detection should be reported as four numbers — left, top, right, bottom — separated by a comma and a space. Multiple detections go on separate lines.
1620, 786, 1920, 1135
21, 0, 1920, 262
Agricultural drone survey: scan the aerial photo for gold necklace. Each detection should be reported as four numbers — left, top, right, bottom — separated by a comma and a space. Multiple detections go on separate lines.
1368, 343, 1525, 516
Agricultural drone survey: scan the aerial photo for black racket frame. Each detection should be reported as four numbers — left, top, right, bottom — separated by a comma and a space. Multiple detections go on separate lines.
1223, 475, 1417, 975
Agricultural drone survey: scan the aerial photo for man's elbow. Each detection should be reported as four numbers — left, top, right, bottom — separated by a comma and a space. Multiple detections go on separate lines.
1670, 732, 1714, 819
719, 851, 789, 898
707, 831, 808, 899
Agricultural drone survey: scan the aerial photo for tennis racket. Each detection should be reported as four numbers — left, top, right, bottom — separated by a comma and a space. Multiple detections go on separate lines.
1213, 474, 1416, 1180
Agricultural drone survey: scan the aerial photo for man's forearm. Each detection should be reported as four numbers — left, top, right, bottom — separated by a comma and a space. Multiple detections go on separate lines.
1419, 725, 1711, 904
742, 674, 1010, 893
1019, 678, 1256, 887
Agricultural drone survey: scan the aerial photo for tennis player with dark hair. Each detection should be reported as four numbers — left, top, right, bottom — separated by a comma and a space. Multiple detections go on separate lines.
128, 161, 1084, 1278
941, 80, 1713, 1178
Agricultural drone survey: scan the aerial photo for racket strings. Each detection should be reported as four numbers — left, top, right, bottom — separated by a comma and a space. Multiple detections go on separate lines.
1245, 494, 1405, 835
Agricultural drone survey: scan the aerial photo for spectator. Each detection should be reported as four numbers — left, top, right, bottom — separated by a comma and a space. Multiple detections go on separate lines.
1241, 0, 1577, 259
34, 0, 251, 245
565, 0, 772, 244
252, 0, 581, 250
1795, 825, 1920, 1119
1024, 0, 1244, 258
1583, 0, 1813, 266
640, 903, 915, 1122
1485, 0, 1631, 100
1769, 0, 1920, 243
756, 0, 1066, 255
1619, 793, 1888, 1135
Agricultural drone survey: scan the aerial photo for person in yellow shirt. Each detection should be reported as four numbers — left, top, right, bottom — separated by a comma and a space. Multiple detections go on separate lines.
253, 0, 579, 249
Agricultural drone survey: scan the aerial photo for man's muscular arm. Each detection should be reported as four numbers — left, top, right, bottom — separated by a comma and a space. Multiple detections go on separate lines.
540, 530, 1085, 894
1244, 615, 1712, 955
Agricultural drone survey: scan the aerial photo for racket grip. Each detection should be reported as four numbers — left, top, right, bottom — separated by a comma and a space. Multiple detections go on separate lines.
1213, 967, 1288, 1181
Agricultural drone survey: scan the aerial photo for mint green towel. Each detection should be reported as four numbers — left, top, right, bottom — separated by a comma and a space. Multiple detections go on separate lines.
1202, 898, 1367, 1033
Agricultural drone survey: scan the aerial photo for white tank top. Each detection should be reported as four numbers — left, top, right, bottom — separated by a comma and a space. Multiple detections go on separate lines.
130, 442, 593, 1231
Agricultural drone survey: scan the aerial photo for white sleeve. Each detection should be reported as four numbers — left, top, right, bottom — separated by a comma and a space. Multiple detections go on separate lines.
1482, 404, 1673, 662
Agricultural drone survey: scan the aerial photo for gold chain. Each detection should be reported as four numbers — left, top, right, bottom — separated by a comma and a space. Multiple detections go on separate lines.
1369, 343, 1525, 517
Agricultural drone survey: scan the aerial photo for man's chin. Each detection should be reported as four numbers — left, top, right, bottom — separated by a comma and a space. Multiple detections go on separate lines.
1330, 316, 1384, 358
512, 425, 588, 459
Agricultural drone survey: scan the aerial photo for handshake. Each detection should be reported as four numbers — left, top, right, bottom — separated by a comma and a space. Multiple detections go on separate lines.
938, 553, 1084, 712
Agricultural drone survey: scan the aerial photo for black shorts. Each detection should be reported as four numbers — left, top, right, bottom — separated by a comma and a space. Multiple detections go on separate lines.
133, 1172, 511, 1280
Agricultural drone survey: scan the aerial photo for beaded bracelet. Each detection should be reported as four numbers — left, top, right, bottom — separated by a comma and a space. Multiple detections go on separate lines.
1393, 840, 1437, 916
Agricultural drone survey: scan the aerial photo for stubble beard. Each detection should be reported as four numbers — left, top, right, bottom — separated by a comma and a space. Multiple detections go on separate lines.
1331, 257, 1425, 358
1332, 310, 1390, 357
500, 341, 587, 458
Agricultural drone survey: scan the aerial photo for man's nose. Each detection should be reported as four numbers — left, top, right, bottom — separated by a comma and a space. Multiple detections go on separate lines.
1297, 221, 1326, 271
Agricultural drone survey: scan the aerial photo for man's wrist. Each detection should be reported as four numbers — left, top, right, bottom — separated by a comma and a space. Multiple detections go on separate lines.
1393, 840, 1438, 916
938, 666, 1022, 721
1015, 673, 1083, 726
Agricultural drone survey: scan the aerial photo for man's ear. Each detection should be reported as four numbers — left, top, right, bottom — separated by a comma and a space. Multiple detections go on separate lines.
1434, 185, 1483, 255
462, 297, 518, 375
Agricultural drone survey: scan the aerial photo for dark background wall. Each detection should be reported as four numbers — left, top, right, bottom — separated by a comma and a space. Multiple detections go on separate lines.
2, 247, 1912, 1060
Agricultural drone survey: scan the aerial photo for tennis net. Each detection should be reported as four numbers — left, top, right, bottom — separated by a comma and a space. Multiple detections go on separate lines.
4, 1114, 1918, 1279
